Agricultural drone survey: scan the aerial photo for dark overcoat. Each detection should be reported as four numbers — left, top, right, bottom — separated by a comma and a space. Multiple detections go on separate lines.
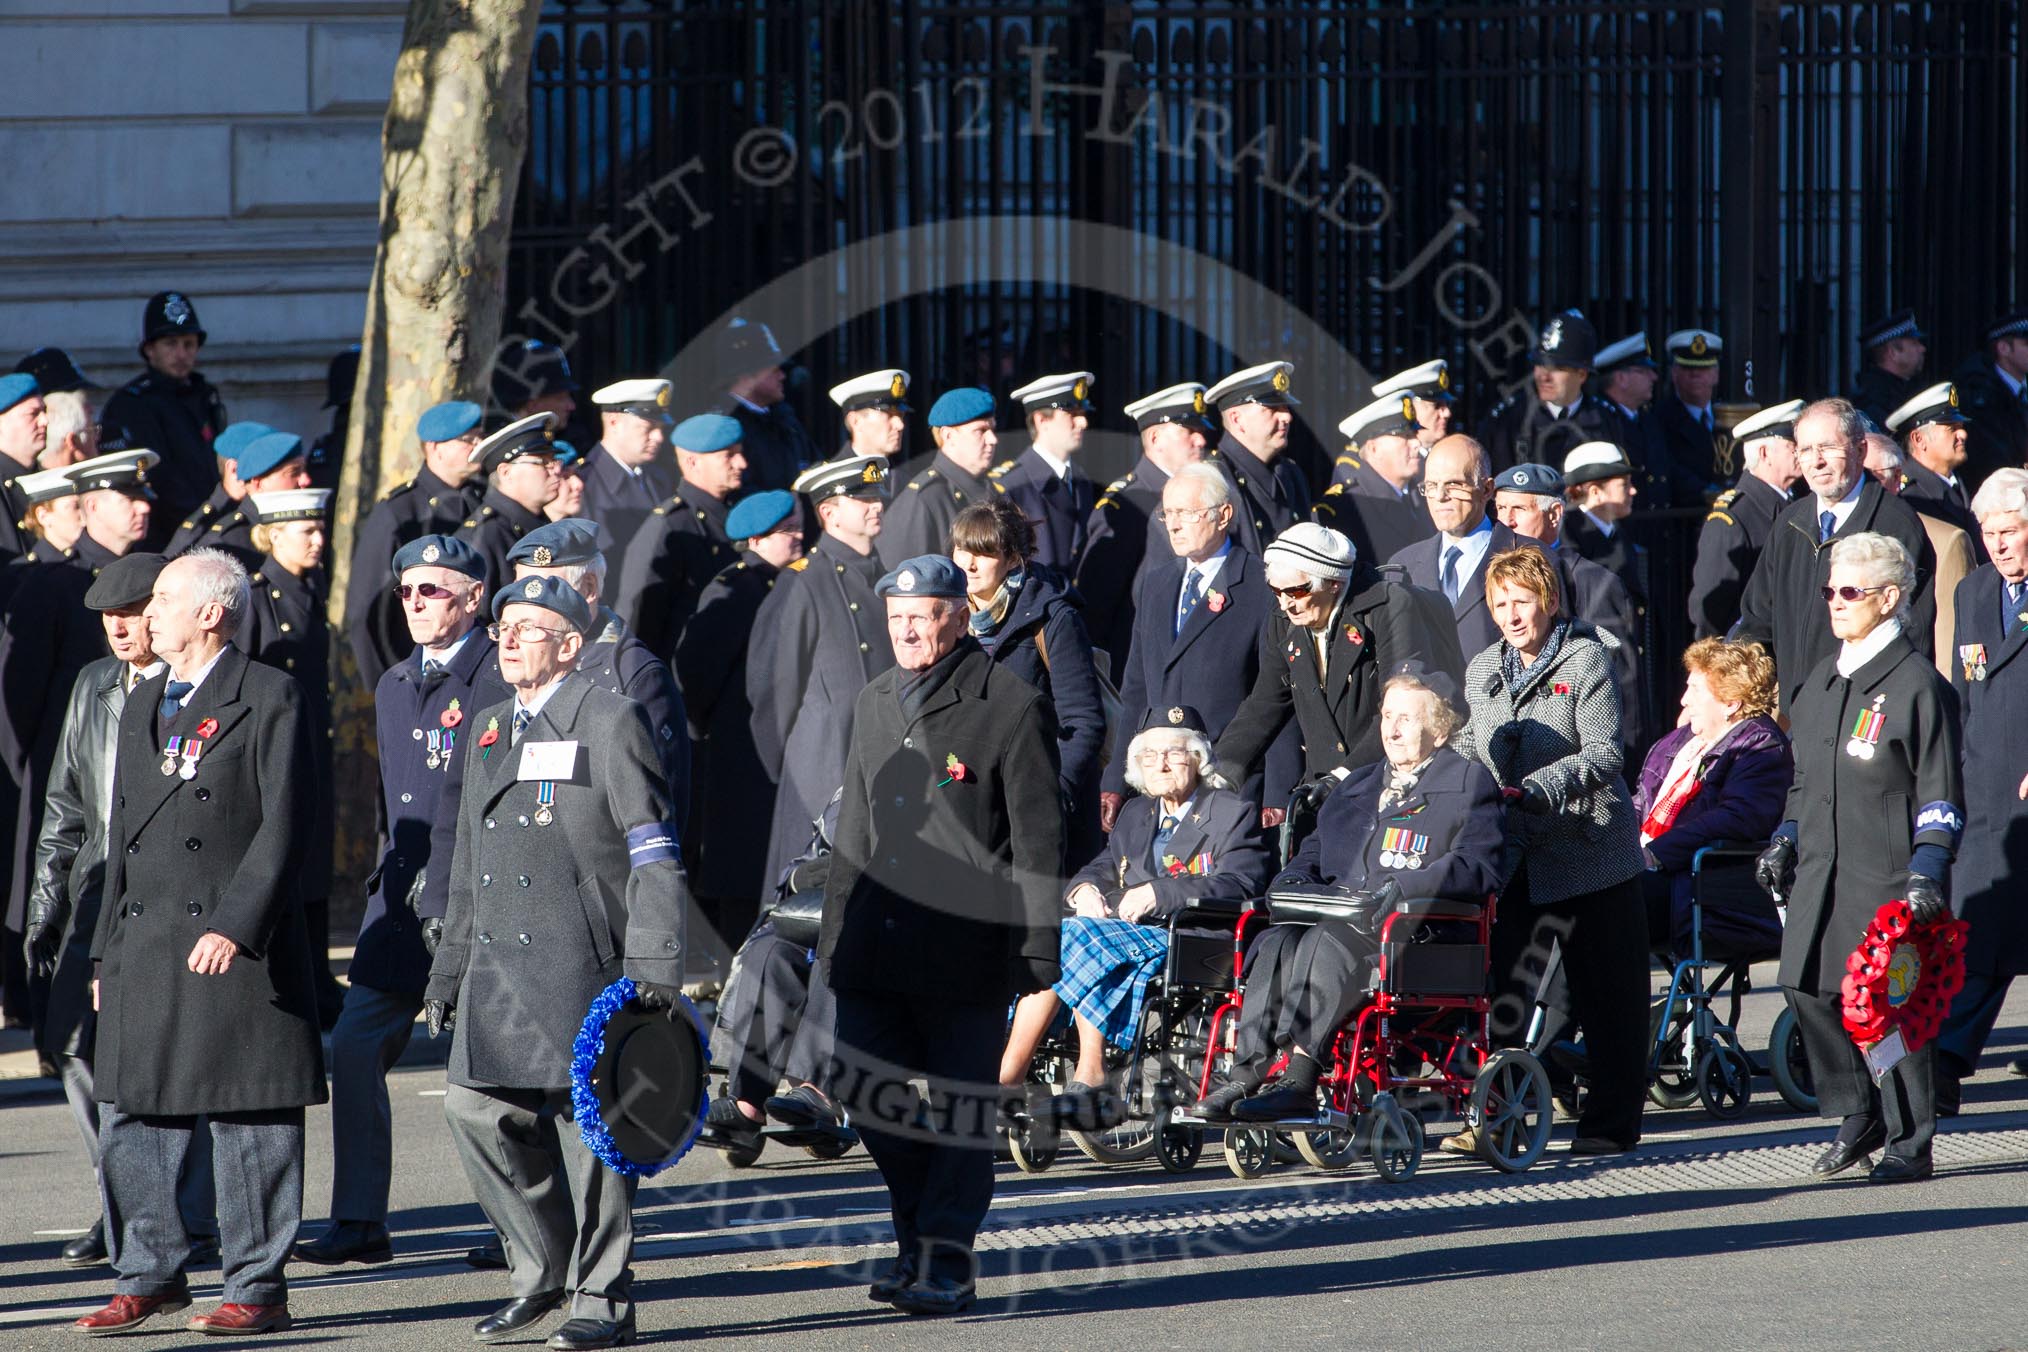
1689, 472, 1787, 639
612, 480, 735, 662
1275, 746, 1503, 903
1069, 785, 1271, 917
235, 560, 333, 903
877, 452, 1002, 570
454, 487, 548, 596
990, 447, 1095, 572
581, 607, 692, 829
344, 465, 484, 686
673, 553, 779, 899
1947, 566, 2028, 978
1208, 435, 1309, 560
1074, 454, 1172, 669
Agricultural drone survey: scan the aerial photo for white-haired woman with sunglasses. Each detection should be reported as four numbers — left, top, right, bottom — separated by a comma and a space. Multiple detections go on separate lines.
998, 706, 1271, 1128
1754, 530, 1963, 1184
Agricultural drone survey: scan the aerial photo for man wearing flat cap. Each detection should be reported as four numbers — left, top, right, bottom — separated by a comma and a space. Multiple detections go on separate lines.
823, 552, 1063, 1317
165, 426, 315, 573
100, 292, 228, 540
1475, 309, 1633, 474
457, 412, 562, 593
878, 388, 1003, 569
1205, 359, 1310, 558
425, 573, 689, 1350
613, 412, 744, 662
991, 371, 1097, 570
1850, 308, 1928, 429
345, 400, 488, 687
297, 535, 506, 1269
581, 379, 676, 554
1952, 310, 2028, 485
749, 456, 892, 892
713, 318, 817, 493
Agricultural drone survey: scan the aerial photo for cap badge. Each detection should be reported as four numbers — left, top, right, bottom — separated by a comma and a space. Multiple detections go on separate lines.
1540, 318, 1564, 352
897, 569, 917, 593
1400, 395, 1415, 422
1690, 333, 1708, 356
531, 545, 554, 566
1072, 377, 1089, 402
861, 461, 883, 484
1168, 706, 1185, 725
1191, 390, 1207, 414
1271, 368, 1291, 392
1437, 367, 1451, 390
889, 373, 907, 399
164, 294, 192, 325
1513, 469, 1530, 486
522, 579, 542, 599
655, 385, 670, 408
421, 543, 441, 563
1948, 385, 1960, 408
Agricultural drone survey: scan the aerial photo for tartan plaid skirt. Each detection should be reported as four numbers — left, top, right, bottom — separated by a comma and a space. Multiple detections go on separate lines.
1053, 916, 1170, 1050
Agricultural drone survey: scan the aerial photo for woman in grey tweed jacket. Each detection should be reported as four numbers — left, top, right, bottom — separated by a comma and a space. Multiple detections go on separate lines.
1449, 547, 1649, 1154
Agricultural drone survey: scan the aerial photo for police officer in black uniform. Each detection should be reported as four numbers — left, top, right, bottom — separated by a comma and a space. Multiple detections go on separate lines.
166, 427, 314, 572
1476, 310, 1631, 474
1953, 311, 2028, 487
1849, 309, 1929, 429
714, 318, 817, 493
1075, 381, 1211, 670
455, 412, 561, 593
990, 371, 1097, 572
749, 456, 892, 893
99, 292, 227, 543
1317, 392, 1434, 566
1205, 360, 1309, 559
1690, 399, 1802, 638
297, 535, 502, 1267
1756, 531, 1961, 1184
490, 337, 584, 445
612, 413, 744, 662
1591, 334, 1676, 501
344, 400, 487, 688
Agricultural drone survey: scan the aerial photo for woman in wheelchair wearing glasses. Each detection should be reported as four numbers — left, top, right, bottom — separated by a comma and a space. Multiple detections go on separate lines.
1194, 664, 1503, 1122
999, 706, 1272, 1128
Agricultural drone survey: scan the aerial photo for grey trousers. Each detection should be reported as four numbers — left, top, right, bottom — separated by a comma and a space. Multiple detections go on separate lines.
62, 1057, 217, 1243
99, 1107, 303, 1305
444, 1084, 636, 1321
324, 983, 423, 1224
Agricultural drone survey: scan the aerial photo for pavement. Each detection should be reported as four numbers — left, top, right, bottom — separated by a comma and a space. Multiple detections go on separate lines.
1, 963, 2025, 1349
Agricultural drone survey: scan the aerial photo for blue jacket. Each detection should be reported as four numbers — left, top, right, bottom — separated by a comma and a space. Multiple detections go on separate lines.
979, 565, 1107, 803
1273, 746, 1503, 904
1068, 784, 1272, 918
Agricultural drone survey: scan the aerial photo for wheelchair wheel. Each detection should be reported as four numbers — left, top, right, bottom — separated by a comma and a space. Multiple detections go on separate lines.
1469, 1049, 1553, 1173
1768, 1006, 1818, 1113
1293, 1128, 1360, 1172
804, 1135, 854, 1161
1223, 1126, 1275, 1180
1154, 1109, 1203, 1174
1695, 1042, 1753, 1119
1369, 1105, 1424, 1183
1007, 1114, 1059, 1174
1647, 1005, 1699, 1110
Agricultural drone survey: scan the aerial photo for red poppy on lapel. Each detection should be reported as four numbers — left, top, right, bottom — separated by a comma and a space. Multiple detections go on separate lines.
1344, 624, 1364, 646
1552, 682, 1570, 695
195, 717, 219, 739
1206, 590, 1227, 613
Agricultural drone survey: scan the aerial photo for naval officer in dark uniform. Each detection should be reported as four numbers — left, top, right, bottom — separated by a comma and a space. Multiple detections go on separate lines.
1370, 357, 1456, 450
1205, 360, 1309, 559
579, 378, 674, 557
345, 399, 488, 687
424, 575, 688, 1351
455, 413, 561, 594
1953, 310, 2028, 487
1689, 399, 1801, 638
714, 318, 818, 493
1849, 309, 1929, 428
1884, 381, 1977, 543
1317, 392, 1434, 566
1474, 310, 1631, 474
98, 293, 227, 543
612, 413, 744, 662
1075, 381, 1211, 670
822, 553, 1063, 1317
825, 368, 913, 467
878, 388, 1003, 570
1756, 531, 1961, 1184
1650, 329, 1728, 502
990, 371, 1097, 571
748, 456, 892, 891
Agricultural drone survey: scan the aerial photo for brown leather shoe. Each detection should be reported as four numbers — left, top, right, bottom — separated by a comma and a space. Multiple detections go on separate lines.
187, 1303, 293, 1335
73, 1292, 192, 1334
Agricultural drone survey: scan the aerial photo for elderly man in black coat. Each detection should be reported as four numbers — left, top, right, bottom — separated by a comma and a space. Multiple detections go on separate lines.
821, 553, 1063, 1318
78, 549, 324, 1337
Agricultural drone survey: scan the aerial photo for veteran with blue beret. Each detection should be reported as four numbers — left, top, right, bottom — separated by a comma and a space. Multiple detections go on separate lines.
612, 413, 746, 664
0, 371, 50, 561
164, 424, 313, 573
876, 388, 1001, 570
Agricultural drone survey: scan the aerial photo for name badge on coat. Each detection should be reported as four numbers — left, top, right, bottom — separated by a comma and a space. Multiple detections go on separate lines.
517, 740, 580, 781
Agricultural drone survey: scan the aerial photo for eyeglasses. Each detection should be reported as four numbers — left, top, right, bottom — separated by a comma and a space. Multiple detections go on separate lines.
395, 581, 463, 601
1268, 581, 1317, 600
1419, 480, 1481, 500
487, 620, 570, 644
1154, 507, 1218, 525
1135, 748, 1192, 766
1819, 584, 1892, 602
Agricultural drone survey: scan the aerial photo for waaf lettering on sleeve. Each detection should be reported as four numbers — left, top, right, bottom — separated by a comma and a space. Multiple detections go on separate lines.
1915, 802, 1965, 840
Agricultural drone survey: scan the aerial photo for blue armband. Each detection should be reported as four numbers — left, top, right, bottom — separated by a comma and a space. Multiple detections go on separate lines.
1914, 801, 1964, 844
626, 822, 680, 867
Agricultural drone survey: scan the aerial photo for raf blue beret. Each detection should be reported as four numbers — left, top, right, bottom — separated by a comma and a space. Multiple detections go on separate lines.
234, 431, 304, 482
726, 489, 796, 541
0, 372, 40, 414
551, 439, 582, 470
214, 421, 276, 463
876, 553, 967, 600
493, 572, 594, 636
927, 387, 995, 429
1493, 463, 1563, 498
671, 413, 743, 454
392, 533, 485, 581
508, 518, 602, 570
416, 400, 483, 444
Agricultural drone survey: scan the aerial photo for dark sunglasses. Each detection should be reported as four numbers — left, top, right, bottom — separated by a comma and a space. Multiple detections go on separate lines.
395, 581, 462, 601
1268, 581, 1316, 600
1819, 584, 1890, 602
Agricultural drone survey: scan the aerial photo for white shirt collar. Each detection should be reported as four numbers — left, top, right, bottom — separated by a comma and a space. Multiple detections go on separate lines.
1543, 398, 1575, 419
731, 392, 767, 414
424, 630, 474, 666
1996, 363, 2025, 399
169, 646, 228, 697
1837, 617, 1903, 678
1184, 539, 1232, 588
127, 658, 166, 693
1030, 446, 1072, 481
514, 672, 570, 721
1818, 475, 1866, 531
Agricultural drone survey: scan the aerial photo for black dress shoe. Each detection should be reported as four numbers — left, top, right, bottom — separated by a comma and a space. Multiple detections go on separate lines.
1568, 1135, 1636, 1156
61, 1220, 107, 1267
466, 1240, 508, 1270
473, 1290, 564, 1343
293, 1220, 393, 1266
1191, 1080, 1255, 1123
1869, 1153, 1934, 1184
186, 1234, 221, 1267
765, 1084, 840, 1130
891, 1276, 976, 1317
547, 1315, 635, 1349
1810, 1127, 1887, 1178
1230, 1080, 1317, 1122
868, 1256, 918, 1303
701, 1097, 763, 1149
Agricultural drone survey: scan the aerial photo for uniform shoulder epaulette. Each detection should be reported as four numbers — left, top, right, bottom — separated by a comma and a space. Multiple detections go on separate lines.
1323, 481, 1347, 498
650, 496, 679, 517
1711, 488, 1740, 510
120, 374, 153, 396
1706, 508, 1735, 526
987, 480, 1005, 495
1334, 452, 1363, 473
786, 556, 811, 572
461, 516, 480, 529
988, 459, 1017, 478
1104, 473, 1135, 495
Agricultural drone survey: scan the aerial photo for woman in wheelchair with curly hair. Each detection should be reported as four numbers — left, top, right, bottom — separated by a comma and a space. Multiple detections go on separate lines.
999, 707, 1272, 1128
1632, 638, 1793, 957
1194, 664, 1504, 1122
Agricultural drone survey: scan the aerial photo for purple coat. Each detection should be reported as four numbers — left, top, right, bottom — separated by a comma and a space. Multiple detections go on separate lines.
1633, 715, 1793, 952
